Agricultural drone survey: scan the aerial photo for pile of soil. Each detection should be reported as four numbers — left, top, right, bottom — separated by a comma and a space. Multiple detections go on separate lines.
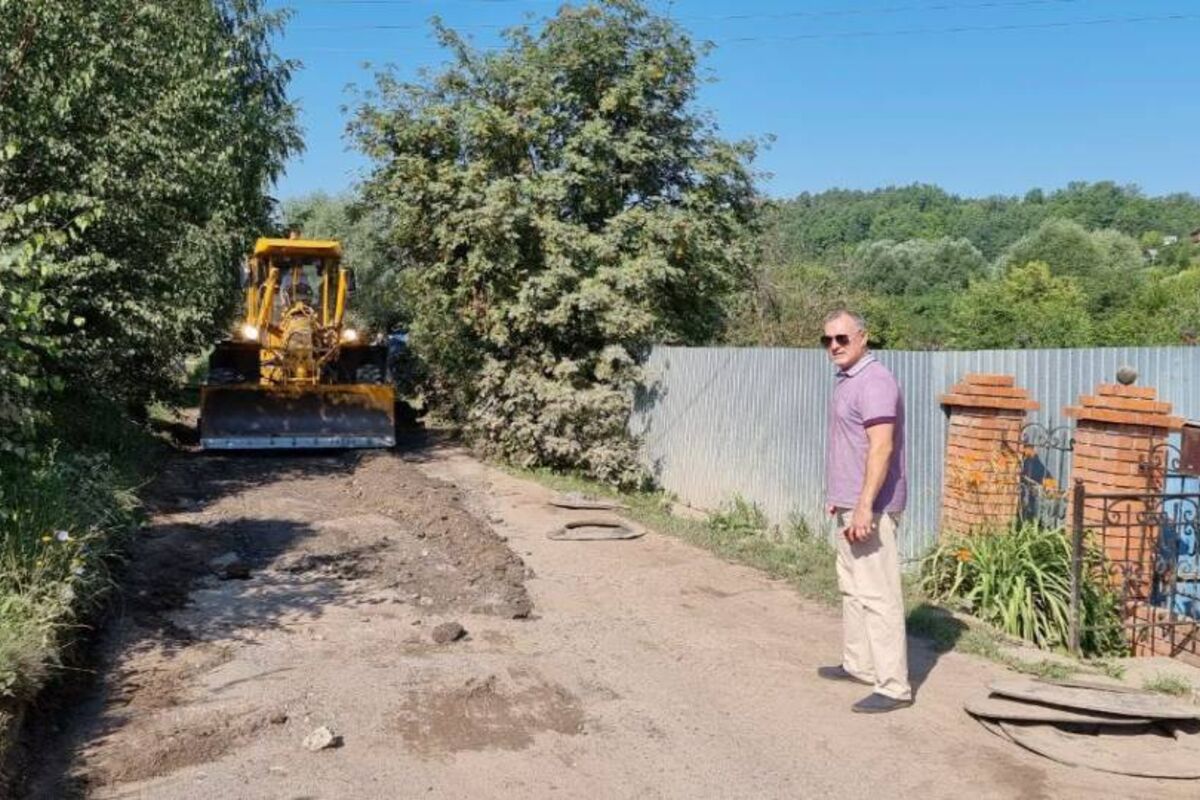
14, 446, 531, 797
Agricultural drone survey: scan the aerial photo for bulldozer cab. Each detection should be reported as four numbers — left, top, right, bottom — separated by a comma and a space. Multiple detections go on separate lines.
249, 238, 344, 329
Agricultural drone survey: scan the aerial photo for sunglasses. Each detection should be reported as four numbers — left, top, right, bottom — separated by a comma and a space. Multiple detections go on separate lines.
819, 333, 857, 348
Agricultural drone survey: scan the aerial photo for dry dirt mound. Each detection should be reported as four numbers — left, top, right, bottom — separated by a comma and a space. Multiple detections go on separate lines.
17, 447, 531, 798
393, 671, 586, 755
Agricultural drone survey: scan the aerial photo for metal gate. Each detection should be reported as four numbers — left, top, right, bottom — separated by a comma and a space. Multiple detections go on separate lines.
1018, 422, 1074, 529
1068, 441, 1200, 658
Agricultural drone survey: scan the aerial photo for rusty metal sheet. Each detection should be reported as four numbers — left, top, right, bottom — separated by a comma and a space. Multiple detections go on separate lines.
999, 720, 1200, 779
966, 694, 1152, 726
990, 678, 1200, 721
1181, 423, 1200, 476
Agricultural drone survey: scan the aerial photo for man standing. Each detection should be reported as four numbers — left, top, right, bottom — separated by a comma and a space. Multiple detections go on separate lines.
817, 309, 912, 713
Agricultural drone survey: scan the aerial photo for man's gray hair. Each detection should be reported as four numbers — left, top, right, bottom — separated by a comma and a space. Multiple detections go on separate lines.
822, 308, 867, 331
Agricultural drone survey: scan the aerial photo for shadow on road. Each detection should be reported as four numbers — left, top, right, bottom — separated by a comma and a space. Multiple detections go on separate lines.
907, 603, 970, 696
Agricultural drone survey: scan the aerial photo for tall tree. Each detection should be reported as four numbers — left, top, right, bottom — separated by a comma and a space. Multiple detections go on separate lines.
0, 0, 300, 447
353, 0, 760, 485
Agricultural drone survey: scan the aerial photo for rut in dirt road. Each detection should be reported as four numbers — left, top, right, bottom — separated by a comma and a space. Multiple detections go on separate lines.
18, 445, 532, 798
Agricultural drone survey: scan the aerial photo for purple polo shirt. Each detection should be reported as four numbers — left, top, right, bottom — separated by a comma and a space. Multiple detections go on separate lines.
825, 354, 907, 513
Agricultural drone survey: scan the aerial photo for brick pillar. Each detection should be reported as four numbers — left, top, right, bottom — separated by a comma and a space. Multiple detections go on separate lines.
940, 374, 1039, 536
1065, 382, 1182, 602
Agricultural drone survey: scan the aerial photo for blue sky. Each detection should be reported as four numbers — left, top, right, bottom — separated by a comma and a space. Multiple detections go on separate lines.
268, 0, 1199, 201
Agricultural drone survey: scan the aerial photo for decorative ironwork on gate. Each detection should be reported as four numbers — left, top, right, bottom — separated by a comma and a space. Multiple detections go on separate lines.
1018, 422, 1074, 528
1068, 440, 1200, 661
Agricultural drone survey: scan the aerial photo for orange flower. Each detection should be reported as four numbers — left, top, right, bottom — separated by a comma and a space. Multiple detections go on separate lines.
1043, 477, 1058, 492
956, 548, 972, 563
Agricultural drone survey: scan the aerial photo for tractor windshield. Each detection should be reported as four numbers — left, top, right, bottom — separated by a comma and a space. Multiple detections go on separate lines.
279, 259, 323, 307
264, 255, 339, 323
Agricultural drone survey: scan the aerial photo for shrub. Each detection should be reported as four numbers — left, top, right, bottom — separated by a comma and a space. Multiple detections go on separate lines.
702, 498, 840, 605
919, 522, 1125, 656
0, 401, 148, 700
352, 1, 760, 487
707, 495, 770, 537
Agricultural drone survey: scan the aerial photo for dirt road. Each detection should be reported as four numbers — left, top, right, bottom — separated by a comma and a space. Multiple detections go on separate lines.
16, 437, 1190, 799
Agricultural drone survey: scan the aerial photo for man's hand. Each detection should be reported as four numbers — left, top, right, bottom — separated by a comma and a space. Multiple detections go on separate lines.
845, 504, 875, 543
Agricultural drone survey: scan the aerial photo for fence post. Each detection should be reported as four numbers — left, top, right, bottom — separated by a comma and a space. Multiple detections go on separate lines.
1069, 479, 1085, 656
938, 373, 1039, 536
1064, 380, 1182, 603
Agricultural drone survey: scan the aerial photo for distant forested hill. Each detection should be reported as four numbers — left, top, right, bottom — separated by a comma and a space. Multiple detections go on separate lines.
733, 182, 1200, 350
765, 182, 1200, 263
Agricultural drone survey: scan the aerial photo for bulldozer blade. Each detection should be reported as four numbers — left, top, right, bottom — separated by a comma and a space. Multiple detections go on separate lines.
200, 384, 395, 450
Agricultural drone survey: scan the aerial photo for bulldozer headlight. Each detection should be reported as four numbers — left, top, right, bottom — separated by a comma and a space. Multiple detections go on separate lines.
239, 323, 260, 342
341, 328, 359, 343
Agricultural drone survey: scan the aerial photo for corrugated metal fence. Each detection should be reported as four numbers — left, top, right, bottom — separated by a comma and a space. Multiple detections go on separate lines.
630, 346, 1200, 563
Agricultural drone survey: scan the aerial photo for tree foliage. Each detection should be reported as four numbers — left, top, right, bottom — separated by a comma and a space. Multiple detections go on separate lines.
848, 236, 986, 296
353, 0, 759, 486
728, 182, 1199, 351
725, 263, 864, 348
995, 219, 1144, 314
947, 261, 1093, 349
768, 182, 1200, 263
1095, 266, 1200, 346
0, 0, 299, 449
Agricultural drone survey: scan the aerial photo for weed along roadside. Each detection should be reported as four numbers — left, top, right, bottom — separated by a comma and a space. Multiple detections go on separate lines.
0, 401, 169, 785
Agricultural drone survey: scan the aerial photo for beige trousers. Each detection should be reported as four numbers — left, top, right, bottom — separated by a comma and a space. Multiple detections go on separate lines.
834, 510, 912, 701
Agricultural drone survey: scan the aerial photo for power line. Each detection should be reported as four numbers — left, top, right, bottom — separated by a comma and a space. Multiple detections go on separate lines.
284, 0, 553, 5
687, 0, 1115, 23
731, 11, 1199, 42
291, 0, 1119, 31
294, 11, 1200, 54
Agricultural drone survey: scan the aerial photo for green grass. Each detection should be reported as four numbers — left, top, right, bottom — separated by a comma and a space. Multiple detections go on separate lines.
1142, 673, 1193, 697
0, 397, 164, 703
510, 465, 1123, 683
1089, 659, 1127, 681
905, 602, 1080, 679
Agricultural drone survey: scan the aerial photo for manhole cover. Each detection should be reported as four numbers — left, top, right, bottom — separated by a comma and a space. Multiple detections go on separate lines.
548, 519, 643, 541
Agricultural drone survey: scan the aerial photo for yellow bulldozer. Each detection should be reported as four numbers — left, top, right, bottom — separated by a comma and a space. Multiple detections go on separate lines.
199, 236, 395, 449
